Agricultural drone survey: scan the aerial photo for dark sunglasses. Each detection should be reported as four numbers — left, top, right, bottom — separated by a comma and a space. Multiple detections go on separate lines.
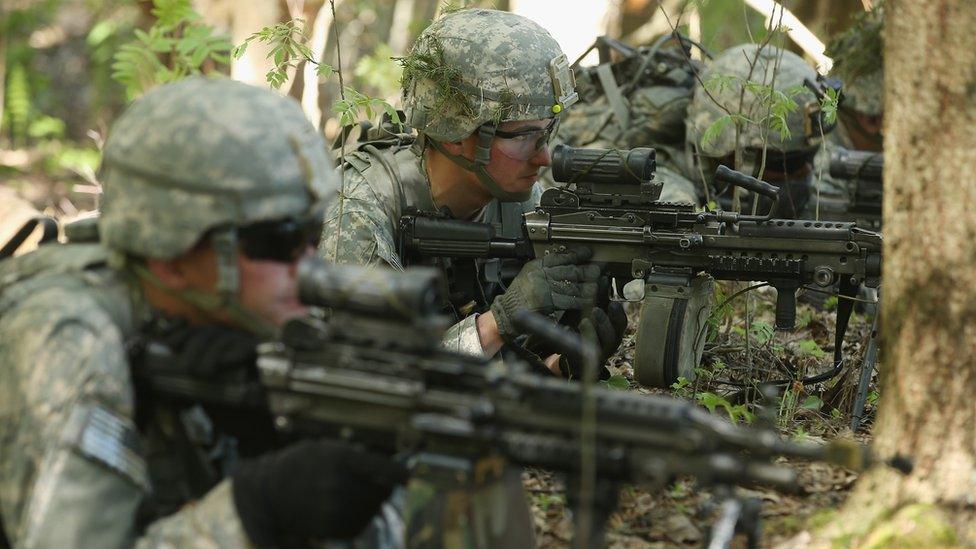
237, 216, 323, 263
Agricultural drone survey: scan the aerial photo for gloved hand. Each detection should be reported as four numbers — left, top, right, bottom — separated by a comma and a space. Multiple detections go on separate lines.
232, 439, 407, 545
157, 324, 258, 378
490, 247, 601, 341
561, 303, 628, 380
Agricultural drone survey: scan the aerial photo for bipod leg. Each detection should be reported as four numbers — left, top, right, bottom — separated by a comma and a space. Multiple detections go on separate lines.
567, 476, 619, 549
704, 487, 762, 549
851, 291, 880, 431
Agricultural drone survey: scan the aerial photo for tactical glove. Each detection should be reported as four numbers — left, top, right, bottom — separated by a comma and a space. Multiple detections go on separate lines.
490, 247, 601, 340
232, 439, 407, 546
560, 304, 628, 380
152, 322, 258, 378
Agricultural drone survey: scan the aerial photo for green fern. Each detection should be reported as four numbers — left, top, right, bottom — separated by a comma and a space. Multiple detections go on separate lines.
111, 0, 232, 100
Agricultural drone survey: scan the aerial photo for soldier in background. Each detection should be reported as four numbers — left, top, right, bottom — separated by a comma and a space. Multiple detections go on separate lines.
549, 41, 834, 388
319, 9, 626, 373
0, 77, 404, 547
805, 6, 885, 224
682, 43, 834, 217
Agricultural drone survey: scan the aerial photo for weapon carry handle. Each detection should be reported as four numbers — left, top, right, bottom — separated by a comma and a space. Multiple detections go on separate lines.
714, 165, 780, 201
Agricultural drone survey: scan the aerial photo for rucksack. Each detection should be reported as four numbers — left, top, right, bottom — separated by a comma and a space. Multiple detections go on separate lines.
558, 33, 709, 151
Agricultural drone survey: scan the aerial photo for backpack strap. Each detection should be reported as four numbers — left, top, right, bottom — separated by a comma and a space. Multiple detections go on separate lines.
595, 63, 631, 134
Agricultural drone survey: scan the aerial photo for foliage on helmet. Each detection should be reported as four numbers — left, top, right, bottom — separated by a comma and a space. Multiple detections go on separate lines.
98, 76, 337, 259
686, 44, 824, 159
826, 3, 884, 116
398, 9, 577, 143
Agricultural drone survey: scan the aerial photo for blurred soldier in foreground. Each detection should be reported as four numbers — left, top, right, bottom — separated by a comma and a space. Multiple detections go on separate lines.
0, 77, 404, 547
319, 8, 624, 370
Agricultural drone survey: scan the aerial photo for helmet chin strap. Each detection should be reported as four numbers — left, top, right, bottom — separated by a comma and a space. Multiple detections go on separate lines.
428, 127, 533, 203
124, 230, 277, 340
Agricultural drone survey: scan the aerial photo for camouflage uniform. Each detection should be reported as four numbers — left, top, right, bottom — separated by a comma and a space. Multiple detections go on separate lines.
320, 143, 540, 357
0, 78, 400, 547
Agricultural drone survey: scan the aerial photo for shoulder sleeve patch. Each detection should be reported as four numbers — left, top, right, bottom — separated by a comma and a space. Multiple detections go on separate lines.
61, 401, 149, 492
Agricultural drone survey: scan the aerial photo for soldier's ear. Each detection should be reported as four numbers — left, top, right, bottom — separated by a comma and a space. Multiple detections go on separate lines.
439, 140, 466, 156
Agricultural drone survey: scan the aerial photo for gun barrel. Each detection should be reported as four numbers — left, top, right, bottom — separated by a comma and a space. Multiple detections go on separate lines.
829, 147, 883, 181
297, 257, 444, 321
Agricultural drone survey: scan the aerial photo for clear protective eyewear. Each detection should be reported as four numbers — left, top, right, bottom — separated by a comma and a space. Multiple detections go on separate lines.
492, 118, 560, 160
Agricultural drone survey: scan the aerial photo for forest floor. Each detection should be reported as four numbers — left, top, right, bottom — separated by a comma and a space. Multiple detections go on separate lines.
527, 286, 878, 548
1, 169, 879, 549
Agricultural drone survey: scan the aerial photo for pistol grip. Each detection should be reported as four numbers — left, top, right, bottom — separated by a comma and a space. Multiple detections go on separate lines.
773, 283, 799, 331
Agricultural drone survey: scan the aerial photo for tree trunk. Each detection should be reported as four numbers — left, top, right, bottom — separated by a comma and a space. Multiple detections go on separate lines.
814, 1, 976, 544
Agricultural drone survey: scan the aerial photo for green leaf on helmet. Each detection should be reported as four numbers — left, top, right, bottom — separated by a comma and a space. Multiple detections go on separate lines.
820, 87, 839, 126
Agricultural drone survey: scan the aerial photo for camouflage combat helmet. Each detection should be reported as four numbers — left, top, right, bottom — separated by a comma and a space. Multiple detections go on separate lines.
99, 76, 336, 260
826, 5, 884, 117
401, 8, 578, 201
98, 77, 337, 335
686, 44, 825, 168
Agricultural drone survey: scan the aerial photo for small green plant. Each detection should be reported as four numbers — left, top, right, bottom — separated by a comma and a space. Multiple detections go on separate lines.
797, 339, 828, 360
233, 18, 334, 88
867, 390, 880, 406
778, 385, 800, 428
795, 308, 814, 329
801, 395, 824, 411
823, 295, 839, 310
332, 87, 402, 128
671, 376, 693, 398
696, 392, 755, 424
111, 0, 233, 100
750, 320, 775, 346
234, 17, 402, 130
532, 491, 565, 512
669, 480, 690, 498
820, 86, 840, 126
602, 374, 630, 391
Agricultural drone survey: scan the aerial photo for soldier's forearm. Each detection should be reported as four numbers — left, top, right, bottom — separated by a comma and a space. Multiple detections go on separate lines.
475, 311, 504, 356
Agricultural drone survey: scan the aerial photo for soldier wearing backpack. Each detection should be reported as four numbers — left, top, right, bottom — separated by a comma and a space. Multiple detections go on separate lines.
553, 37, 836, 388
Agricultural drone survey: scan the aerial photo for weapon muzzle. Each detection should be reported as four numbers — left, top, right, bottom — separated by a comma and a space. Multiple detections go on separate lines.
829, 147, 883, 181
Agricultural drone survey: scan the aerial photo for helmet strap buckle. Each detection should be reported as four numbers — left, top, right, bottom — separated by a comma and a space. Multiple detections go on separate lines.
475, 125, 495, 165
211, 228, 239, 301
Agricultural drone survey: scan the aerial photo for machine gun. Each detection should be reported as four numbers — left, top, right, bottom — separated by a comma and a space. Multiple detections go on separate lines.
254, 257, 905, 549
400, 145, 882, 387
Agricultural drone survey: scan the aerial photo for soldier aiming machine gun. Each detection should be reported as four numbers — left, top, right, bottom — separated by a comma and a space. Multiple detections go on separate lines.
400, 145, 883, 388
254, 258, 906, 549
